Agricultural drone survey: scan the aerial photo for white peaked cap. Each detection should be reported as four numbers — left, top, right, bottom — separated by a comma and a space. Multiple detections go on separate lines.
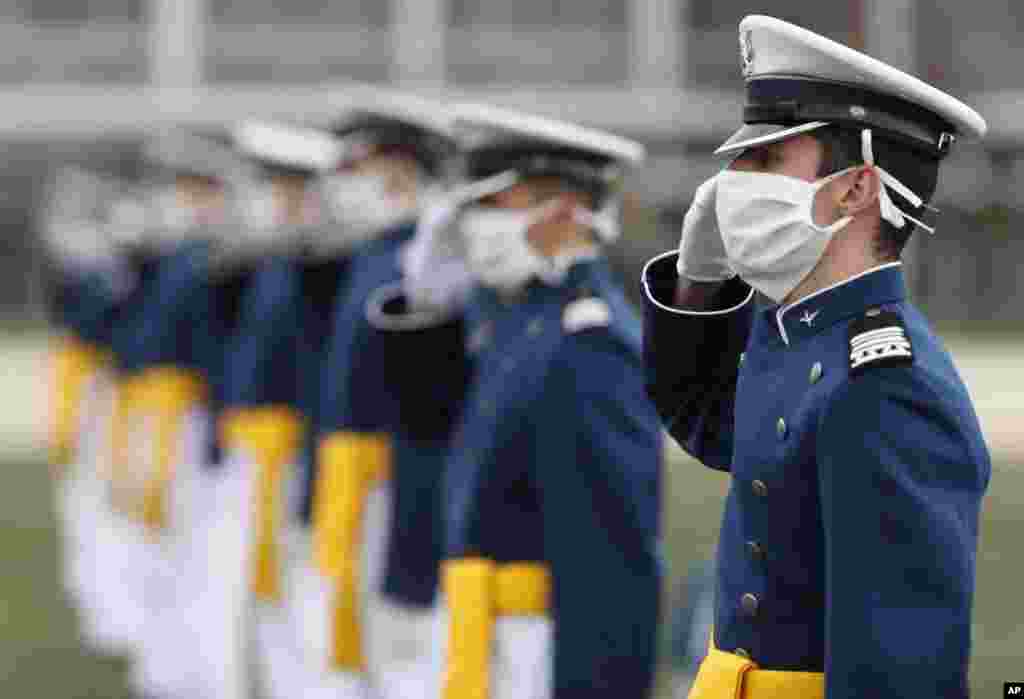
145, 128, 242, 181
454, 102, 645, 167
715, 15, 987, 157
233, 120, 344, 174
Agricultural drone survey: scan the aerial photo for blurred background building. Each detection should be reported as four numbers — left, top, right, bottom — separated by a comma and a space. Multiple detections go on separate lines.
3, 0, 1023, 325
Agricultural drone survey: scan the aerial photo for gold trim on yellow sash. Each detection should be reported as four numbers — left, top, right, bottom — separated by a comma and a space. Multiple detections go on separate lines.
221, 406, 304, 604
442, 558, 551, 699
688, 632, 824, 699
50, 337, 107, 470
135, 368, 206, 533
312, 431, 392, 671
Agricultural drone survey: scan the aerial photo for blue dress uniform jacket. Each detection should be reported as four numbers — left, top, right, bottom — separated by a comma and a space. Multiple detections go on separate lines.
642, 253, 991, 699
110, 252, 166, 375
47, 265, 119, 347
222, 257, 304, 410
371, 259, 663, 698
294, 253, 352, 525
314, 221, 446, 606
130, 241, 216, 376
205, 264, 258, 461
128, 240, 223, 465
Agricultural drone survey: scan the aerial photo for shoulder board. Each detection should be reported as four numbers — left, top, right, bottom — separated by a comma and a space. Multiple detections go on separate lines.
563, 296, 611, 334
848, 308, 913, 376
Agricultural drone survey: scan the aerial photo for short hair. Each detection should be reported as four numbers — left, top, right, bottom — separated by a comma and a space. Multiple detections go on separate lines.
520, 174, 597, 210
812, 125, 940, 261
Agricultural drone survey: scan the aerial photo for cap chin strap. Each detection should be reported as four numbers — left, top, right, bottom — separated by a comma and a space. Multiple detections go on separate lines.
861, 129, 935, 234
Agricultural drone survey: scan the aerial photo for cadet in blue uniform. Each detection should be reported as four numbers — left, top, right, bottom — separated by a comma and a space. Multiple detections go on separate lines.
39, 165, 135, 649
217, 119, 344, 699
120, 128, 244, 699
641, 16, 991, 699
296, 97, 457, 699
368, 103, 663, 699
83, 179, 175, 658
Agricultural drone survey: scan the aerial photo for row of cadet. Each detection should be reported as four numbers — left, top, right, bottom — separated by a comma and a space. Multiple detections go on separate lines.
44, 95, 673, 699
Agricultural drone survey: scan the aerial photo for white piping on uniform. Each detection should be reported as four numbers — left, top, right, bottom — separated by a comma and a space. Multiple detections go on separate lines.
641, 250, 755, 317
774, 261, 902, 345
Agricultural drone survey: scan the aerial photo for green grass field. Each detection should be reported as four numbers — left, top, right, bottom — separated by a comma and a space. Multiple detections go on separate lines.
1, 447, 1020, 698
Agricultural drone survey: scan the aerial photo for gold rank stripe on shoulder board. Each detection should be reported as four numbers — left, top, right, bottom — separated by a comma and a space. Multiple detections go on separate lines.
563, 297, 611, 333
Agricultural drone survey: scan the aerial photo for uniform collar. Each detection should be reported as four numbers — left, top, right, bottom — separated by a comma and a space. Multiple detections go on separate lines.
772, 262, 906, 345
475, 255, 605, 311
540, 245, 602, 286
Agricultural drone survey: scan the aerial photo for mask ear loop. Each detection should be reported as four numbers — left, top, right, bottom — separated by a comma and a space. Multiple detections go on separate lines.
861, 129, 936, 234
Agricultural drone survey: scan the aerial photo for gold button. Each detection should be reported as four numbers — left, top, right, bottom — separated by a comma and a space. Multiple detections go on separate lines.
776, 417, 787, 439
809, 362, 823, 384
734, 647, 751, 659
738, 352, 746, 367
751, 479, 768, 498
741, 593, 759, 618
527, 318, 544, 336
746, 541, 765, 561
480, 399, 495, 416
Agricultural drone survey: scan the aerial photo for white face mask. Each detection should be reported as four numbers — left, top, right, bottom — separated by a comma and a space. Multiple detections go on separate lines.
715, 168, 854, 302
325, 173, 408, 246
460, 203, 553, 293
241, 184, 278, 231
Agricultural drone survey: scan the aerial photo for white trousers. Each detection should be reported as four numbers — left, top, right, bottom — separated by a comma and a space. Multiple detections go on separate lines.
56, 371, 108, 605
433, 606, 554, 699
179, 447, 259, 699
130, 407, 213, 698
63, 373, 149, 657
291, 482, 439, 699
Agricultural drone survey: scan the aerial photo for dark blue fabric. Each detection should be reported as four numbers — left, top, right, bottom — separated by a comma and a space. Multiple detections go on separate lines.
52, 269, 123, 349
128, 240, 215, 374
377, 259, 663, 696
108, 253, 166, 375
317, 223, 415, 436
292, 255, 352, 525
642, 254, 754, 470
643, 259, 991, 698
222, 258, 304, 409
310, 222, 449, 605
379, 433, 447, 607
204, 266, 258, 464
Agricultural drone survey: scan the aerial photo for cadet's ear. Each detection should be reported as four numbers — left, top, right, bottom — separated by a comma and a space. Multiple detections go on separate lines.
838, 165, 882, 216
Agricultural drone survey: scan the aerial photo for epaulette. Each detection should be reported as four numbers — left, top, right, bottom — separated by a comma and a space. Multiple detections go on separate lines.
848, 307, 913, 376
563, 287, 611, 334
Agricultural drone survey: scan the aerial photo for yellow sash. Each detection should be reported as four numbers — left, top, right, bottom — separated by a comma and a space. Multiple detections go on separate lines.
688, 632, 824, 699
49, 336, 106, 470
221, 406, 304, 604
442, 558, 551, 699
312, 431, 391, 671
106, 374, 147, 515
135, 368, 205, 532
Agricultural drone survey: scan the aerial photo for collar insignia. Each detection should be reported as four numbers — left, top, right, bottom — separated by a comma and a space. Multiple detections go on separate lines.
799, 309, 820, 327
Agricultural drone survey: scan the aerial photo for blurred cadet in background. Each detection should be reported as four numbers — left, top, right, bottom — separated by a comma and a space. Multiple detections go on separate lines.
40, 162, 140, 651
367, 103, 663, 699
121, 127, 245, 699
642, 15, 991, 699
216, 119, 338, 699
298, 95, 456, 699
